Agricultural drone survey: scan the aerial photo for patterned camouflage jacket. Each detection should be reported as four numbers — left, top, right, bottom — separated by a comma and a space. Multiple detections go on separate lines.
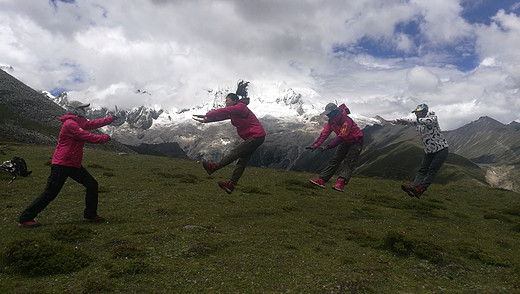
410, 112, 449, 154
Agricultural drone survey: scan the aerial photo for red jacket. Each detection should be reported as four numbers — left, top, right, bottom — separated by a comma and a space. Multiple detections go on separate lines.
204, 102, 266, 140
52, 114, 114, 168
314, 104, 363, 148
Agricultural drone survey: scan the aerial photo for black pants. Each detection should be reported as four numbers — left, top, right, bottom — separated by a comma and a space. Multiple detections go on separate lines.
19, 164, 99, 222
412, 147, 449, 189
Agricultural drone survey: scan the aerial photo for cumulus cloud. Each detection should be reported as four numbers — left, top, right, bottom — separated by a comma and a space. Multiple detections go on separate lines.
1, 0, 520, 130
407, 66, 440, 93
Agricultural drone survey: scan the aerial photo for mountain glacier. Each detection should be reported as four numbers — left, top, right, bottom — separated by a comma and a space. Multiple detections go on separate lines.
44, 82, 380, 147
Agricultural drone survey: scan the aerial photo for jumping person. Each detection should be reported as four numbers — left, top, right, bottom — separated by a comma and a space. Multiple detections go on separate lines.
18, 100, 115, 228
388, 103, 449, 198
193, 81, 266, 194
308, 103, 364, 192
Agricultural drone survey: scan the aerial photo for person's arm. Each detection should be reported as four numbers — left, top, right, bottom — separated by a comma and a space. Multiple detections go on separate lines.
65, 121, 111, 144
416, 115, 437, 126
204, 104, 248, 123
386, 118, 412, 126
82, 116, 115, 130
313, 123, 333, 147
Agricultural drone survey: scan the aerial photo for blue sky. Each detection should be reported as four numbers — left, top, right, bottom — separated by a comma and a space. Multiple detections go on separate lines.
1, 0, 520, 130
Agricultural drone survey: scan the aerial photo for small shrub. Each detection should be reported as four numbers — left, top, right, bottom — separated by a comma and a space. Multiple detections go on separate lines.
483, 212, 512, 223
381, 232, 448, 264
503, 205, 520, 217
177, 173, 197, 183
242, 186, 270, 194
458, 244, 510, 267
50, 225, 94, 243
107, 259, 149, 277
2, 239, 90, 276
282, 206, 299, 212
383, 232, 412, 256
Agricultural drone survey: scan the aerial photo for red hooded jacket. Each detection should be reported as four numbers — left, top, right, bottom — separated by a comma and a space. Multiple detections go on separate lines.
204, 102, 266, 140
313, 104, 363, 148
52, 114, 114, 168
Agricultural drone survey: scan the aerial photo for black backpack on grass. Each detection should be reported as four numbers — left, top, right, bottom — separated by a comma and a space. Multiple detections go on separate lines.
1, 156, 32, 184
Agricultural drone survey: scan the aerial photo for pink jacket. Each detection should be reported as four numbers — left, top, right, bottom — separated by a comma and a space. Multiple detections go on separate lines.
204, 102, 266, 140
314, 104, 363, 148
52, 114, 114, 168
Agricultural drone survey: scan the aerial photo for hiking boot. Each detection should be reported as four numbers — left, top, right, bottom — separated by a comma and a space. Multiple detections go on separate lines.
83, 215, 105, 223
401, 184, 416, 197
218, 180, 235, 194
332, 178, 346, 192
411, 185, 426, 198
202, 161, 216, 175
18, 220, 41, 228
309, 178, 326, 188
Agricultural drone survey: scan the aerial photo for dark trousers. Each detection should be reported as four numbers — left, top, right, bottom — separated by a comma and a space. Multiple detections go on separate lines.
319, 141, 363, 182
215, 136, 265, 184
19, 164, 99, 222
413, 147, 449, 188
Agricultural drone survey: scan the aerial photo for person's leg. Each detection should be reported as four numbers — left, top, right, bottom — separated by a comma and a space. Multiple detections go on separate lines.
420, 148, 449, 188
69, 166, 99, 218
412, 153, 434, 187
19, 165, 69, 222
229, 137, 265, 184
318, 144, 350, 182
215, 140, 251, 170
337, 141, 363, 183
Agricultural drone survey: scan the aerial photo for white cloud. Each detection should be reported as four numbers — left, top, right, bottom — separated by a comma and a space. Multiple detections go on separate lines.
0, 0, 519, 130
407, 66, 440, 92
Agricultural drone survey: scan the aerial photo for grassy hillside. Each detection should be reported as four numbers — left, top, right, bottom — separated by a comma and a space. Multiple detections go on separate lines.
1, 143, 519, 293
0, 104, 61, 141
357, 141, 488, 185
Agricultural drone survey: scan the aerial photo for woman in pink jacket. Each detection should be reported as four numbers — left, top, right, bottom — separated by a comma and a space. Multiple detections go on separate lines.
18, 100, 115, 228
194, 81, 266, 194
309, 103, 364, 192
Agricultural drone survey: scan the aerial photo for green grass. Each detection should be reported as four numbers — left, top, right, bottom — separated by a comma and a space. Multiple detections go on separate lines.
1, 143, 519, 293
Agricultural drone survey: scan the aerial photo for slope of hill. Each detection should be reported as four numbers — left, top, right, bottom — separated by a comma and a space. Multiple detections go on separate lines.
0, 70, 133, 153
1, 143, 519, 293
445, 116, 520, 164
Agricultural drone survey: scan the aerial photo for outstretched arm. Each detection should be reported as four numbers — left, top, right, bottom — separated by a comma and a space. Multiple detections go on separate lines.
192, 114, 206, 123
386, 119, 411, 125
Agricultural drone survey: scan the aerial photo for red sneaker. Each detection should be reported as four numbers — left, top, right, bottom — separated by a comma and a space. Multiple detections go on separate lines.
309, 178, 326, 188
401, 184, 415, 197
218, 180, 234, 194
202, 161, 216, 175
411, 185, 426, 198
18, 220, 41, 228
332, 178, 346, 192
83, 215, 105, 223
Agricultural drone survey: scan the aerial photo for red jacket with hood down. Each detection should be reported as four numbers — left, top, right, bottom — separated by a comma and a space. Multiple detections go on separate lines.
52, 114, 114, 168
204, 102, 266, 140
313, 104, 363, 149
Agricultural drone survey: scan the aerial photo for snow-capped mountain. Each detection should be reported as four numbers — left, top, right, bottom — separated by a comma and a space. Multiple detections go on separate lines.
44, 82, 381, 170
